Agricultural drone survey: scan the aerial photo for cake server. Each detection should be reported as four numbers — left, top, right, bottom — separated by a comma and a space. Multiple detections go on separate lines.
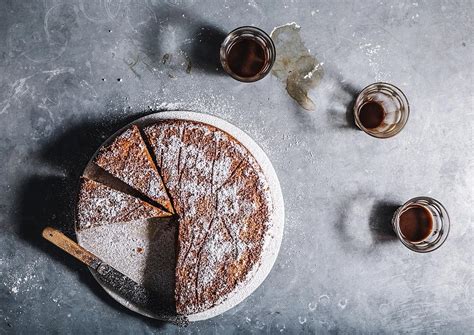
41, 227, 188, 326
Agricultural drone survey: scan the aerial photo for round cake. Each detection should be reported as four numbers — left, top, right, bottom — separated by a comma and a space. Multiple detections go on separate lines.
75, 118, 274, 316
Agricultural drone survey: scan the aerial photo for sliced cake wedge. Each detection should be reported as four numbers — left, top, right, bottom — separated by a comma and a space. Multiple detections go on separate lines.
76, 178, 171, 230
94, 125, 174, 214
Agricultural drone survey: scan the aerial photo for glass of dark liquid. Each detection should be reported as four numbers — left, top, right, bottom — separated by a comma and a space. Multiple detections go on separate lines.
220, 26, 276, 82
353, 82, 409, 138
392, 197, 450, 252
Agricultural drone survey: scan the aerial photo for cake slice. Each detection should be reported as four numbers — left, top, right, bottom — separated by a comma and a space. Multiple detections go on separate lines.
94, 125, 174, 214
76, 178, 171, 230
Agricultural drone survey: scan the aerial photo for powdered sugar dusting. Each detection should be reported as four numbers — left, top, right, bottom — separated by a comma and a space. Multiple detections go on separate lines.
2, 260, 42, 296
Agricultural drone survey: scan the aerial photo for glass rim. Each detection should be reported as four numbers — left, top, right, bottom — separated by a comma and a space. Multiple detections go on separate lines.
220, 26, 276, 83
392, 196, 450, 253
354, 82, 410, 139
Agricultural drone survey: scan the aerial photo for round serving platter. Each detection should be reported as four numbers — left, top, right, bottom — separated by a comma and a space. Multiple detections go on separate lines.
75, 111, 284, 321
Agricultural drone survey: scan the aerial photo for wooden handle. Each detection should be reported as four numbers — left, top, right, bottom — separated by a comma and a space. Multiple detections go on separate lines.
42, 227, 100, 267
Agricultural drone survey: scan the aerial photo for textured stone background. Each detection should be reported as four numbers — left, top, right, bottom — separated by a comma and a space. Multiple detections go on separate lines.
0, 0, 472, 334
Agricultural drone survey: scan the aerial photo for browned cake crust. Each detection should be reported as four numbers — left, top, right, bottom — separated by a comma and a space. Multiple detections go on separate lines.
76, 178, 170, 230
144, 120, 272, 315
94, 125, 174, 213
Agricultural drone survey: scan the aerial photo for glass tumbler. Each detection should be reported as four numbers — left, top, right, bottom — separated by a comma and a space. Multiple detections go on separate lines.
220, 26, 276, 82
353, 82, 410, 138
392, 197, 450, 253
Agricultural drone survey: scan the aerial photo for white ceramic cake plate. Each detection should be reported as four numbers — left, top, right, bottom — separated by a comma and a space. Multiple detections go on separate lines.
76, 111, 285, 321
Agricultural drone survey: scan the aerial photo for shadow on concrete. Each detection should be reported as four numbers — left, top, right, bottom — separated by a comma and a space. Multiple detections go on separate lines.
368, 200, 400, 243
138, 5, 227, 76
326, 77, 361, 131
333, 195, 399, 253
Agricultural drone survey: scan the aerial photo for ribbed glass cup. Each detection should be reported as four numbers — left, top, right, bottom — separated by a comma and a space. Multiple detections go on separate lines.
220, 26, 276, 82
354, 82, 410, 138
392, 197, 450, 253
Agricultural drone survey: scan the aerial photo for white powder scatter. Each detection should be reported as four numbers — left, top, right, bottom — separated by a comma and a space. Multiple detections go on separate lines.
358, 38, 388, 80
248, 0, 258, 8
338, 298, 348, 310
359, 43, 381, 56
298, 316, 307, 324
308, 301, 317, 311
379, 303, 390, 314
148, 102, 183, 111
134, 91, 238, 123
4, 261, 41, 295
319, 294, 330, 305
277, 323, 286, 332
311, 10, 315, 16
255, 320, 266, 329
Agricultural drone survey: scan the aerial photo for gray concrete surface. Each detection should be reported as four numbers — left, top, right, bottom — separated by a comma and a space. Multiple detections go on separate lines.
0, 0, 472, 333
